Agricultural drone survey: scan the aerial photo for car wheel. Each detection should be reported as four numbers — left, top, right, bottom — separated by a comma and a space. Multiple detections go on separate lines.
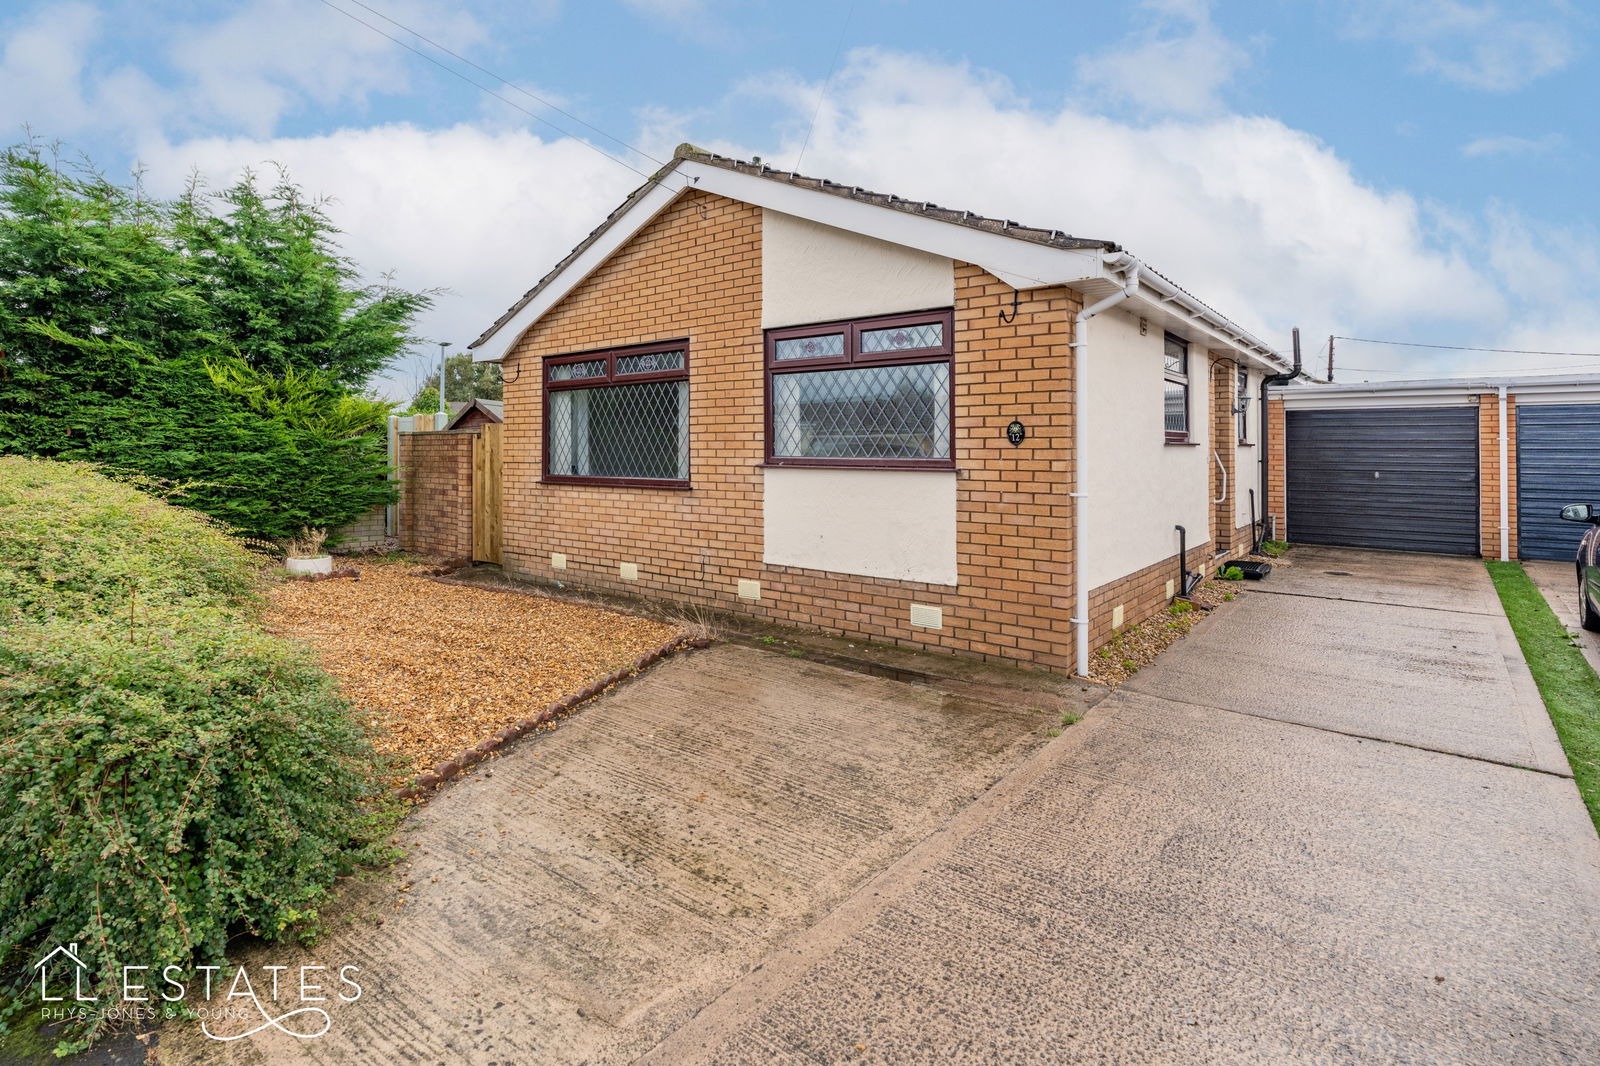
1581, 576, 1600, 633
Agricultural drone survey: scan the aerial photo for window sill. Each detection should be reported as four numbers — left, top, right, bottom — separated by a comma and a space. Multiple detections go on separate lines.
541, 476, 692, 491
759, 459, 958, 472
1164, 440, 1201, 447
1237, 441, 1256, 448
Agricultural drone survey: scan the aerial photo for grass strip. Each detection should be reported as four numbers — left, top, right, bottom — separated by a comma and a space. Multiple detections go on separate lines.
1486, 560, 1600, 834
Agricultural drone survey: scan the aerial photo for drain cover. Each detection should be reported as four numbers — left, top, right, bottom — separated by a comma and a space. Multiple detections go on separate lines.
1324, 570, 1353, 576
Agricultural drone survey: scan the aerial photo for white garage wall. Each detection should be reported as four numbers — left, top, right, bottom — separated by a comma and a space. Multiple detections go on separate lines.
763, 468, 958, 585
1083, 308, 1212, 589
761, 209, 954, 328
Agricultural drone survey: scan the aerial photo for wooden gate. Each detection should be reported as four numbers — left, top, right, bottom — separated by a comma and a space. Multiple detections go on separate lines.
472, 422, 503, 564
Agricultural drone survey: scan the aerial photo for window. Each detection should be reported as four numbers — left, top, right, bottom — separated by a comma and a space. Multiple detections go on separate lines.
1163, 333, 1189, 443
544, 340, 689, 487
1236, 367, 1252, 444
765, 310, 954, 469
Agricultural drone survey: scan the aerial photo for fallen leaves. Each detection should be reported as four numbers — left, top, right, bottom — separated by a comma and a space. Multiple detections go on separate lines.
266, 561, 683, 778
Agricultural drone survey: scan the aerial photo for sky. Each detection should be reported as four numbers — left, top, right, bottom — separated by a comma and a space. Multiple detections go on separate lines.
1, 0, 1595, 399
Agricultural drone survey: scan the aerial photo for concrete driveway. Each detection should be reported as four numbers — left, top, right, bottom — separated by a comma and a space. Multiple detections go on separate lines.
154, 549, 1600, 1065
156, 643, 1067, 1065
647, 548, 1600, 1065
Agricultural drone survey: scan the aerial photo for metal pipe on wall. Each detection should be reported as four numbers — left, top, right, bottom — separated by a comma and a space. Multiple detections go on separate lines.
1499, 385, 1510, 562
1069, 255, 1140, 679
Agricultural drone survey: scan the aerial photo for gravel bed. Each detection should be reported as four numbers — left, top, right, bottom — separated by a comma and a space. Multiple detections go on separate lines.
266, 561, 684, 778
1088, 557, 1283, 688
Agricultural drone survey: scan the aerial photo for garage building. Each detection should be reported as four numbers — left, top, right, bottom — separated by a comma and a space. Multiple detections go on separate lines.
1266, 374, 1600, 562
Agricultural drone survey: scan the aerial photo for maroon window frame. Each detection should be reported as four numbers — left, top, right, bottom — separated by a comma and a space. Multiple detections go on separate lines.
542, 338, 690, 489
763, 309, 956, 470
1163, 332, 1190, 445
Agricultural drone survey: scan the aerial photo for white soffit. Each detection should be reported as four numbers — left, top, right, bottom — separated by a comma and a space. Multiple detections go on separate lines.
471, 160, 1108, 362
687, 162, 1107, 292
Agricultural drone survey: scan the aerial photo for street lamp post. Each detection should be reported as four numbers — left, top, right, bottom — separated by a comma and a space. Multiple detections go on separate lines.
437, 341, 449, 424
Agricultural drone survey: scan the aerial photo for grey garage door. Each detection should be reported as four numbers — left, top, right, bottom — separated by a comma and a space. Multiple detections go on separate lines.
1286, 407, 1479, 555
1517, 404, 1600, 561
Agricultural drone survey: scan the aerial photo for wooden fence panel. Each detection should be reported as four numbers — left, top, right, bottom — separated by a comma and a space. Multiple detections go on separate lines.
472, 422, 503, 564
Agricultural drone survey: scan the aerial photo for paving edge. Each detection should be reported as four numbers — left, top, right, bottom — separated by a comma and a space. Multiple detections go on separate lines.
391, 631, 713, 801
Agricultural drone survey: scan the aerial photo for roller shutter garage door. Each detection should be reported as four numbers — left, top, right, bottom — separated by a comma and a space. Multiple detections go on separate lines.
1286, 407, 1479, 555
1517, 404, 1600, 561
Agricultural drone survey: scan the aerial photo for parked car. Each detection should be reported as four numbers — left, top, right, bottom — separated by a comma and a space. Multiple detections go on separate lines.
1559, 503, 1600, 631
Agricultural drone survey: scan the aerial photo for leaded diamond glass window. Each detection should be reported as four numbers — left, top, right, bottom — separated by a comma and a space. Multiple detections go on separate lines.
548, 381, 688, 480
1164, 382, 1188, 437
772, 363, 951, 461
765, 310, 954, 468
859, 321, 943, 354
545, 342, 689, 484
617, 349, 685, 375
550, 359, 605, 381
774, 333, 845, 361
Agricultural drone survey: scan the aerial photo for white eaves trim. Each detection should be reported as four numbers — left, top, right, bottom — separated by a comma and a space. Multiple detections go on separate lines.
471, 157, 1292, 371
471, 174, 691, 363
687, 162, 1107, 292
1273, 373, 1600, 409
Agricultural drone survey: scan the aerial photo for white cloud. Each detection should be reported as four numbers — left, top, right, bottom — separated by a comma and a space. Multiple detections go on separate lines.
122, 47, 1595, 395
730, 49, 1501, 356
621, 0, 706, 17
136, 123, 643, 401
1460, 132, 1563, 157
1075, 0, 1249, 115
166, 0, 486, 137
0, 3, 171, 142
1344, 1, 1580, 91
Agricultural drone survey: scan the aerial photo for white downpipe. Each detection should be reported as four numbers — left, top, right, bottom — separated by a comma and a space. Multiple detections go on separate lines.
1498, 386, 1509, 562
1069, 255, 1140, 678
1213, 450, 1228, 505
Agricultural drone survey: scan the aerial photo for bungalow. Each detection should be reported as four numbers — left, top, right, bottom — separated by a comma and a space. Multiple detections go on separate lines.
468, 145, 1298, 674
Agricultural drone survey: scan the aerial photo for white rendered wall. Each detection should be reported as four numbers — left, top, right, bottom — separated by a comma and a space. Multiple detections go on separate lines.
1235, 366, 1264, 530
761, 209, 954, 329
763, 468, 958, 586
1082, 308, 1212, 589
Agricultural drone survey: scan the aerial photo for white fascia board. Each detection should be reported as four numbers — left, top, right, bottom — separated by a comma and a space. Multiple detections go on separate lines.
1274, 372, 1600, 408
470, 175, 691, 362
682, 161, 1107, 291
1120, 279, 1289, 372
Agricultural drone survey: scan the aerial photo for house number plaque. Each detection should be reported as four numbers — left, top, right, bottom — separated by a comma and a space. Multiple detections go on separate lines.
1006, 420, 1026, 446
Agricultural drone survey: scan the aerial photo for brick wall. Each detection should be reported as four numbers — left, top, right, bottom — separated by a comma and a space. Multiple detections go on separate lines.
1266, 394, 1287, 542
397, 430, 476, 560
1087, 539, 1216, 650
499, 190, 1085, 671
334, 504, 388, 551
1478, 392, 1519, 560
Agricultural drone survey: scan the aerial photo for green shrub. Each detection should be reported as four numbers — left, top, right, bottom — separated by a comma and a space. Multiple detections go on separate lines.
0, 145, 422, 541
1260, 540, 1290, 557
0, 456, 263, 624
1220, 566, 1245, 581
0, 458, 393, 1051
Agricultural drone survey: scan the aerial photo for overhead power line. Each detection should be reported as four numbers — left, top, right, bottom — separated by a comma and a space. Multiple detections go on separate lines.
794, 0, 858, 172
1333, 336, 1600, 360
315, 0, 660, 183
